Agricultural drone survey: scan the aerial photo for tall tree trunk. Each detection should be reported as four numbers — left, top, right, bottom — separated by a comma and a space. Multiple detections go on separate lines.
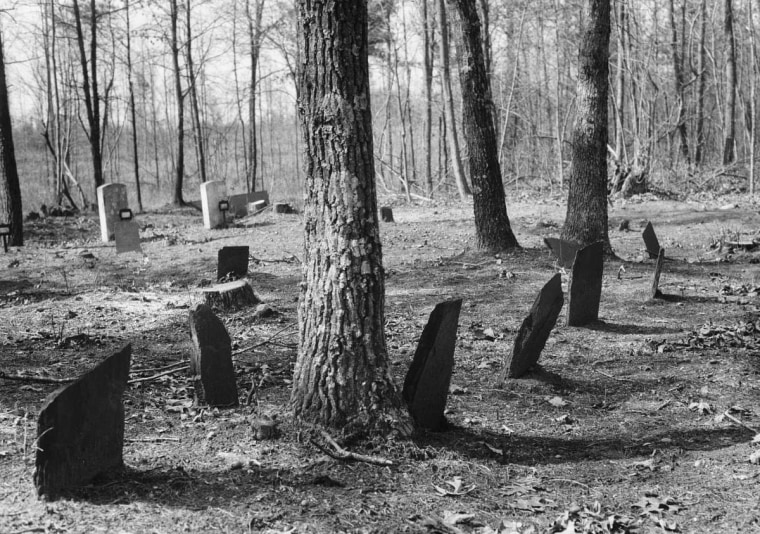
695, 0, 707, 165
125, 0, 143, 212
668, 0, 690, 163
723, 0, 737, 164
447, 0, 518, 250
72, 0, 104, 189
561, 0, 611, 251
614, 0, 626, 163
438, 0, 471, 200
750, 0, 756, 194
0, 30, 22, 246
185, 0, 207, 185
421, 0, 434, 196
292, 0, 410, 435
170, 0, 186, 206
246, 0, 264, 193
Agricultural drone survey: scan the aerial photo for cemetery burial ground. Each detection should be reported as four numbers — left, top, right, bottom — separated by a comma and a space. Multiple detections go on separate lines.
1, 194, 760, 533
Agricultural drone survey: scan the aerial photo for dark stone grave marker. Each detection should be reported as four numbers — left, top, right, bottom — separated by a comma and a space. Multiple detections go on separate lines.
227, 193, 250, 217
566, 241, 604, 327
402, 299, 462, 431
114, 219, 141, 254
543, 237, 582, 269
380, 206, 394, 222
642, 222, 660, 259
651, 247, 665, 299
502, 273, 564, 379
189, 304, 238, 407
217, 246, 249, 281
34, 344, 131, 499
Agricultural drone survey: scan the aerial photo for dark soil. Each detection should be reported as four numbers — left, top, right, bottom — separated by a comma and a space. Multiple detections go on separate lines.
1, 194, 759, 533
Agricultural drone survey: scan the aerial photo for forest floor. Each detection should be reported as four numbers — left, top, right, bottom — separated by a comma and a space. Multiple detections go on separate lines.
1, 192, 760, 533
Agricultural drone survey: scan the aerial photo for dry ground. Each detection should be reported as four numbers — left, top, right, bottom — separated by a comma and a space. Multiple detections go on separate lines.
1, 193, 759, 533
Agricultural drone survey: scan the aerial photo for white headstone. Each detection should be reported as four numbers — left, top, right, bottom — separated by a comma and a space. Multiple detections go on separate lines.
201, 181, 227, 230
97, 184, 128, 242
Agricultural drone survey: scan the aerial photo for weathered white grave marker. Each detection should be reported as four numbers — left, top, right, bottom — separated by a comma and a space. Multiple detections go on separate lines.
200, 181, 227, 229
97, 183, 128, 242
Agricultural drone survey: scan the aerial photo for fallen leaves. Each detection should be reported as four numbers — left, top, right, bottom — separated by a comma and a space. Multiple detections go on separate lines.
434, 477, 476, 497
547, 396, 569, 408
688, 400, 712, 415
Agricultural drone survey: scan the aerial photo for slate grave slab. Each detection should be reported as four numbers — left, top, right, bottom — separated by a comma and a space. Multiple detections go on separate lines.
248, 200, 267, 214
248, 190, 269, 206
544, 237, 582, 269
642, 222, 660, 259
402, 299, 462, 431
217, 246, 249, 281
380, 206, 394, 222
201, 181, 227, 229
189, 304, 238, 407
228, 193, 250, 217
114, 220, 141, 254
97, 183, 128, 242
651, 247, 665, 299
566, 241, 604, 327
34, 344, 131, 499
502, 273, 564, 379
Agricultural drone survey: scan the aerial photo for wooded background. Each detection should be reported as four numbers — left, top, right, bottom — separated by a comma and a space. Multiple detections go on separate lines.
0, 0, 754, 211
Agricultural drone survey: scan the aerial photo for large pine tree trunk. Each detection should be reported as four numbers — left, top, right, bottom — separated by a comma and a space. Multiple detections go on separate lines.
292, 0, 409, 436
447, 0, 518, 251
0, 31, 22, 246
561, 0, 611, 250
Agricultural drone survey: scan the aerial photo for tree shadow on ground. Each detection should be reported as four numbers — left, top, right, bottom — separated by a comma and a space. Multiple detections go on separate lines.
582, 320, 682, 336
414, 423, 753, 467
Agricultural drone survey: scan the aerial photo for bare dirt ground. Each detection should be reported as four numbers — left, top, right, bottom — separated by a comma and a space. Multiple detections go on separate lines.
1, 193, 759, 533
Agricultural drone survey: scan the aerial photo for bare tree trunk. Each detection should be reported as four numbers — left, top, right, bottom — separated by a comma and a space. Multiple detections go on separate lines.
170, 0, 186, 206
614, 0, 626, 163
438, 0, 471, 200
695, 0, 707, 165
561, 0, 611, 251
447, 0, 518, 250
668, 0, 690, 163
72, 0, 104, 189
125, 0, 143, 212
0, 30, 22, 245
185, 0, 207, 186
246, 0, 264, 193
421, 0, 434, 196
750, 0, 756, 194
292, 0, 410, 436
723, 0, 737, 164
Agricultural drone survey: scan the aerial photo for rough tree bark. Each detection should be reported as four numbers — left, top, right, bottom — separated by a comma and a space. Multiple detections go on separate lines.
421, 0, 434, 196
125, 0, 142, 213
292, 0, 410, 436
169, 0, 186, 206
561, 0, 611, 251
0, 30, 22, 245
668, 0, 690, 163
447, 0, 519, 250
723, 0, 736, 165
695, 0, 707, 165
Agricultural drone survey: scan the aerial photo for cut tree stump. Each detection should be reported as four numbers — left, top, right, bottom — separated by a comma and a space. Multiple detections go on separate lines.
201, 280, 259, 311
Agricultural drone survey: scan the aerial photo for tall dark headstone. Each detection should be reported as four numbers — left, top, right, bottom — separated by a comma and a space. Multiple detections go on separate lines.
566, 241, 604, 327
402, 299, 462, 431
651, 247, 665, 299
34, 345, 131, 499
642, 222, 660, 259
502, 274, 564, 379
380, 206, 394, 222
544, 237, 582, 269
217, 246, 249, 281
189, 304, 238, 407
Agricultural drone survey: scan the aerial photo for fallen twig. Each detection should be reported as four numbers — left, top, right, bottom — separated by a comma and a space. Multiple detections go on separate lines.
310, 429, 394, 467
722, 411, 760, 434
125, 436, 180, 443
233, 323, 297, 355
592, 368, 634, 382
132, 361, 188, 375
0, 371, 74, 384
128, 365, 189, 385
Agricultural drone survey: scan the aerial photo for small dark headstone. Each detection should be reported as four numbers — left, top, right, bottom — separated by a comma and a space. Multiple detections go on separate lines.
642, 222, 660, 259
34, 345, 131, 499
566, 241, 604, 327
502, 273, 564, 379
227, 193, 250, 217
217, 246, 249, 281
114, 220, 141, 254
402, 299, 462, 431
651, 247, 665, 299
544, 237, 582, 269
274, 203, 294, 214
380, 206, 394, 222
189, 304, 238, 407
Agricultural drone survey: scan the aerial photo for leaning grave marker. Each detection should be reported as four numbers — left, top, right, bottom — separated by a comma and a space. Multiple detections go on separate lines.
642, 221, 661, 259
544, 237, 582, 269
34, 344, 131, 499
566, 241, 604, 327
97, 183, 128, 242
201, 180, 228, 229
501, 273, 564, 380
189, 304, 238, 407
402, 299, 462, 431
